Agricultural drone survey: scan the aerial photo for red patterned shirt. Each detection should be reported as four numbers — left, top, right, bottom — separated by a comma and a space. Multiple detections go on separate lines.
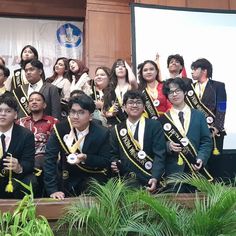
16, 115, 59, 168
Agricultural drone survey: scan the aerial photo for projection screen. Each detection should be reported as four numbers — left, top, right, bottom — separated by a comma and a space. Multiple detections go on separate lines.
131, 3, 236, 150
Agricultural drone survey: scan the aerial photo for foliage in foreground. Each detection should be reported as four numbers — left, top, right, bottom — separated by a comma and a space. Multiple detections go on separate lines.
0, 180, 53, 236
57, 175, 236, 236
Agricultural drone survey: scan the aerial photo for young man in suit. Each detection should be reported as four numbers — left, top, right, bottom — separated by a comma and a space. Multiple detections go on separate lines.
189, 58, 227, 177
110, 90, 166, 193
160, 78, 212, 192
44, 94, 110, 200
167, 54, 192, 87
0, 95, 35, 198
190, 58, 226, 153
12, 59, 61, 120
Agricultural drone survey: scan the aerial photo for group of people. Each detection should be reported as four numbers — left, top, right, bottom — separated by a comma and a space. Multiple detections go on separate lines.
0, 45, 227, 199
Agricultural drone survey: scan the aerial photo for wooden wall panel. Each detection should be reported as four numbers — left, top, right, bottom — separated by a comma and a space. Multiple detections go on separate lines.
187, 0, 229, 9
135, 0, 186, 7
0, 0, 86, 18
85, 0, 131, 77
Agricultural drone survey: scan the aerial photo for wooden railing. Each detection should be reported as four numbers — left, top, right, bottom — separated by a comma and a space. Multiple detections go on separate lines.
0, 193, 205, 221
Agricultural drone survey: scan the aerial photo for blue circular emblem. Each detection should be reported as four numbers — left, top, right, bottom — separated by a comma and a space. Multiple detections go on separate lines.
57, 23, 82, 48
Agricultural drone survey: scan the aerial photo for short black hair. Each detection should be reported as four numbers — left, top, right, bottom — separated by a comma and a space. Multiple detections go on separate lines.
70, 89, 85, 98
0, 94, 18, 112
24, 59, 45, 81
191, 58, 213, 78
29, 91, 46, 102
68, 94, 95, 114
123, 90, 145, 105
0, 65, 10, 77
162, 77, 187, 98
167, 54, 184, 73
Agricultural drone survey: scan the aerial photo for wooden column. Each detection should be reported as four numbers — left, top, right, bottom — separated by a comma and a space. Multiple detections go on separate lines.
85, 0, 132, 77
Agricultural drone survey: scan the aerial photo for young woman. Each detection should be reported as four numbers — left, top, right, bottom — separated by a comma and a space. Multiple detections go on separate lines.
47, 57, 71, 101
7, 45, 38, 91
91, 66, 111, 126
103, 59, 138, 127
69, 59, 92, 95
0, 65, 12, 96
139, 60, 171, 119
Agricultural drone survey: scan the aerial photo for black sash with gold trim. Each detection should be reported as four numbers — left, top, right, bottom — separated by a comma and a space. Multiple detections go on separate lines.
142, 89, 160, 119
12, 69, 23, 90
53, 119, 107, 176
13, 86, 30, 116
115, 122, 153, 177
107, 91, 127, 124
185, 84, 215, 126
160, 113, 213, 181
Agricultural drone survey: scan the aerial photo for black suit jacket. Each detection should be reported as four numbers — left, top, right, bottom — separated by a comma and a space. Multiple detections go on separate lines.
193, 79, 226, 131
1, 123, 35, 178
44, 120, 111, 195
110, 118, 166, 185
14, 82, 61, 120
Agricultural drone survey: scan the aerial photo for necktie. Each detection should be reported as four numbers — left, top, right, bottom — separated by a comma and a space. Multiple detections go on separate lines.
1, 134, 6, 157
133, 122, 139, 141
178, 111, 184, 129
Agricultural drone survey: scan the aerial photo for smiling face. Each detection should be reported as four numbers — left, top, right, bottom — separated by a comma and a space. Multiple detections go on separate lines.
28, 93, 46, 113
115, 61, 126, 79
54, 59, 66, 76
124, 98, 145, 122
69, 60, 79, 73
168, 58, 183, 75
94, 68, 109, 89
141, 62, 158, 83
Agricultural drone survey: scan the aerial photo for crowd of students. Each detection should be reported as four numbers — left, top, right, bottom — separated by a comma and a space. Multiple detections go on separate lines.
0, 45, 227, 199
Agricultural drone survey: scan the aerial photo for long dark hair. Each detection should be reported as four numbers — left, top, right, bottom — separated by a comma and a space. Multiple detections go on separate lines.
19, 45, 38, 68
68, 59, 89, 82
103, 59, 128, 110
138, 60, 161, 91
47, 57, 71, 83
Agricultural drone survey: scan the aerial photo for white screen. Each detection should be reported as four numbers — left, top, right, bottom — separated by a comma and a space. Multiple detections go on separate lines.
132, 4, 236, 150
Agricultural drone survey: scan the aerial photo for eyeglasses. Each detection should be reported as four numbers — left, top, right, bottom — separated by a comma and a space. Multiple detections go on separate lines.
126, 100, 143, 106
69, 109, 87, 117
168, 88, 183, 96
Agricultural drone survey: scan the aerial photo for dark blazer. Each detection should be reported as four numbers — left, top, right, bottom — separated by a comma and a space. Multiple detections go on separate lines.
193, 79, 226, 131
44, 120, 111, 196
160, 109, 212, 176
110, 118, 166, 186
1, 123, 35, 178
14, 82, 61, 120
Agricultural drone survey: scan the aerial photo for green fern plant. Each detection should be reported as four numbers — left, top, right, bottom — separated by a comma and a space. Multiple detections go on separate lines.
0, 179, 53, 236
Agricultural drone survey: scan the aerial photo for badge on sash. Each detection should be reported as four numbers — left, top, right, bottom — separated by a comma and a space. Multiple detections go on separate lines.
120, 128, 127, 136
20, 97, 26, 103
15, 71, 20, 76
145, 161, 152, 170
206, 116, 214, 124
67, 153, 78, 164
163, 123, 172, 131
138, 150, 146, 160
153, 99, 160, 107
180, 137, 189, 147
187, 90, 194, 96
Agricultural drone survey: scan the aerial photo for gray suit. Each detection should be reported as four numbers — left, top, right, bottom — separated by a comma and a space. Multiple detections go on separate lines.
14, 82, 61, 120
